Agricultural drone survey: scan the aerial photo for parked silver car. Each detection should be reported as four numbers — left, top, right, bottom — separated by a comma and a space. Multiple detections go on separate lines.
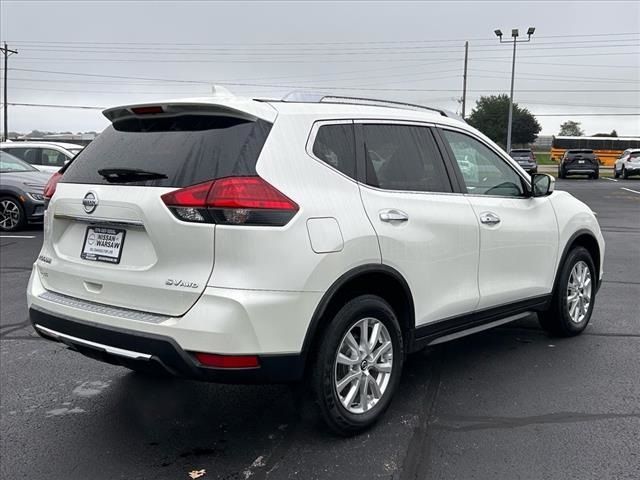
0, 151, 50, 231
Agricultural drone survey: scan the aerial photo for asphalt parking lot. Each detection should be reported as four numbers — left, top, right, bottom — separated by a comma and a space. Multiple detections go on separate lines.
1, 178, 639, 480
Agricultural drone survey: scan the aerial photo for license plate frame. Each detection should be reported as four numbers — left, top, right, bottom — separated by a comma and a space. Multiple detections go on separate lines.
81, 226, 126, 264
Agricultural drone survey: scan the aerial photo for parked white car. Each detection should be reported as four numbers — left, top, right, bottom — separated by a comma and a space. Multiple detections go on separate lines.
28, 93, 604, 435
0, 142, 83, 174
614, 148, 640, 179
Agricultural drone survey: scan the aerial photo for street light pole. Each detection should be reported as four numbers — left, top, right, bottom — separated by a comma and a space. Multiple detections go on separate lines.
494, 27, 535, 152
507, 34, 517, 153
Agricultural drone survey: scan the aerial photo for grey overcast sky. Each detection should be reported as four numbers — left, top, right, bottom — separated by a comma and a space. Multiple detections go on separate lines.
1, 0, 639, 136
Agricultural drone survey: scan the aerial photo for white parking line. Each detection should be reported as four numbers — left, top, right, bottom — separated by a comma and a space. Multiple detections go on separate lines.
0, 235, 36, 239
603, 177, 618, 182
621, 187, 640, 195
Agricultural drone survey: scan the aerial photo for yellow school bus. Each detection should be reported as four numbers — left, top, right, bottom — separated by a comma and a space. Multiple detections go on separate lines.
550, 136, 640, 166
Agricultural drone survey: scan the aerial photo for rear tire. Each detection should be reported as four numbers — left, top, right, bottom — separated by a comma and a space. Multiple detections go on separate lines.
0, 196, 26, 232
539, 246, 596, 337
312, 295, 403, 436
592, 171, 599, 180
622, 167, 629, 179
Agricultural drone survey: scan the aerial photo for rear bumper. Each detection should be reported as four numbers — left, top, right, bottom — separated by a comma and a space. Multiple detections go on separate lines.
27, 265, 322, 383
564, 164, 598, 175
29, 306, 305, 383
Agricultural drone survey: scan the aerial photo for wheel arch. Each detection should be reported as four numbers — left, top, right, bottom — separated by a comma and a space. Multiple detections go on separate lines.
554, 229, 602, 294
301, 264, 415, 364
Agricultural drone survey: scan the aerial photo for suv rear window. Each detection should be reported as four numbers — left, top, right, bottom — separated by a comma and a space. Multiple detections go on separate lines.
61, 115, 272, 187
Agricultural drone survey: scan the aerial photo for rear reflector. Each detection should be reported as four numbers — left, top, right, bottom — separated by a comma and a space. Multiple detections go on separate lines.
161, 176, 298, 226
131, 105, 164, 115
195, 353, 259, 369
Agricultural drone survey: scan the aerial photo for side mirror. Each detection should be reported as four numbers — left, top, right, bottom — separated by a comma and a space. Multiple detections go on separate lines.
531, 173, 555, 197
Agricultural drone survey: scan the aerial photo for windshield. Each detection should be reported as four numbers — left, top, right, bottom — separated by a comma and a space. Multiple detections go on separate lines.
0, 151, 38, 172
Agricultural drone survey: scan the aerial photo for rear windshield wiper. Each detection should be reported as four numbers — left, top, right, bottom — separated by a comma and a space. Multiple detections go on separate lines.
97, 168, 168, 183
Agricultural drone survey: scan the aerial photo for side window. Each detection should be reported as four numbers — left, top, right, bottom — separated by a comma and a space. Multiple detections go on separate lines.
312, 124, 356, 179
3, 147, 37, 164
41, 148, 68, 167
361, 124, 451, 193
441, 129, 525, 197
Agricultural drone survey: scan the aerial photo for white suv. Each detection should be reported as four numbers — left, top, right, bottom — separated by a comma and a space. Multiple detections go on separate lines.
28, 93, 604, 435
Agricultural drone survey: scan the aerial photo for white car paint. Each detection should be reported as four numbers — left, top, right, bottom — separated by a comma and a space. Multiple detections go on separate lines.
27, 93, 604, 361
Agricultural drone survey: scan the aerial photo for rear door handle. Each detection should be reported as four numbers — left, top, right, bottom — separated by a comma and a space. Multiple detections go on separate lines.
379, 209, 409, 222
479, 212, 501, 225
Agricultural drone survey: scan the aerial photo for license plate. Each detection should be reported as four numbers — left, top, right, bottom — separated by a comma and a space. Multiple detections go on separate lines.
578, 160, 585, 164
81, 226, 126, 264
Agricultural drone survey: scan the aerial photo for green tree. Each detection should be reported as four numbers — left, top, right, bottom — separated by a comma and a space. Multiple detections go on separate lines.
558, 120, 584, 136
467, 95, 541, 147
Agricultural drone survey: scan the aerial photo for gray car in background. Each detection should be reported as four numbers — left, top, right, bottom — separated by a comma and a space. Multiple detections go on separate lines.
509, 148, 538, 174
0, 151, 51, 232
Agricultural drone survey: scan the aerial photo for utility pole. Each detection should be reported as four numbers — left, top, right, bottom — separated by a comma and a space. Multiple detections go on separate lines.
494, 27, 535, 152
1, 43, 18, 142
461, 41, 469, 119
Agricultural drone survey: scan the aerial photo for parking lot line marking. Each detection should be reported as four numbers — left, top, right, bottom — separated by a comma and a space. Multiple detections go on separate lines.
0, 235, 36, 239
603, 177, 618, 182
620, 187, 640, 195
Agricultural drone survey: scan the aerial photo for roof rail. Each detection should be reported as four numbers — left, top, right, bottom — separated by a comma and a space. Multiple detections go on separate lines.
320, 95, 448, 117
277, 91, 464, 122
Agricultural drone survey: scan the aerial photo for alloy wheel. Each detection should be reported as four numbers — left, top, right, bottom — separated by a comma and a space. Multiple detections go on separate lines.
566, 260, 592, 324
0, 200, 21, 231
333, 317, 393, 414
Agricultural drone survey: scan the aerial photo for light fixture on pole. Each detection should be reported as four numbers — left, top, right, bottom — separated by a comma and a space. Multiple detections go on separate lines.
495, 26, 535, 152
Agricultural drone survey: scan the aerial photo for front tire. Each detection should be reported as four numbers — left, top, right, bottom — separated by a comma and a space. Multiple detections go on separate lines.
614, 166, 620, 178
312, 295, 403, 436
539, 246, 596, 337
0, 197, 26, 232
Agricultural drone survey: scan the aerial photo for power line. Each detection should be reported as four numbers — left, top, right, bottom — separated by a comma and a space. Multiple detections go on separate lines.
4, 31, 639, 47
5, 102, 104, 110
4, 102, 637, 117
8, 68, 640, 93
11, 42, 640, 56
14, 48, 640, 63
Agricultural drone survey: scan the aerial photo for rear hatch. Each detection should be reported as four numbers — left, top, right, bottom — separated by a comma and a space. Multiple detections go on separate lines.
39, 101, 274, 317
566, 150, 597, 167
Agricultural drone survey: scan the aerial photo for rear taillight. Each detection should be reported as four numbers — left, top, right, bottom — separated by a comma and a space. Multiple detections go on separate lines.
194, 352, 259, 369
43, 171, 63, 205
161, 176, 298, 226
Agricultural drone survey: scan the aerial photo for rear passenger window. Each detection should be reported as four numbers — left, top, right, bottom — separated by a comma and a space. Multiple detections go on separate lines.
312, 124, 356, 179
362, 124, 451, 192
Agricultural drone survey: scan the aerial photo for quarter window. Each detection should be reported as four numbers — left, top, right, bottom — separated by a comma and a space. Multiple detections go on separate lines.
441, 129, 525, 197
361, 124, 451, 193
312, 124, 356, 179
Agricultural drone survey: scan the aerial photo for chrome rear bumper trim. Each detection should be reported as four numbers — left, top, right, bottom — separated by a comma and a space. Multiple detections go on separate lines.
38, 290, 170, 324
35, 324, 152, 360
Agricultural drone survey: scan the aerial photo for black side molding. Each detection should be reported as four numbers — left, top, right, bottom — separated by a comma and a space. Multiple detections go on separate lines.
409, 295, 551, 352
